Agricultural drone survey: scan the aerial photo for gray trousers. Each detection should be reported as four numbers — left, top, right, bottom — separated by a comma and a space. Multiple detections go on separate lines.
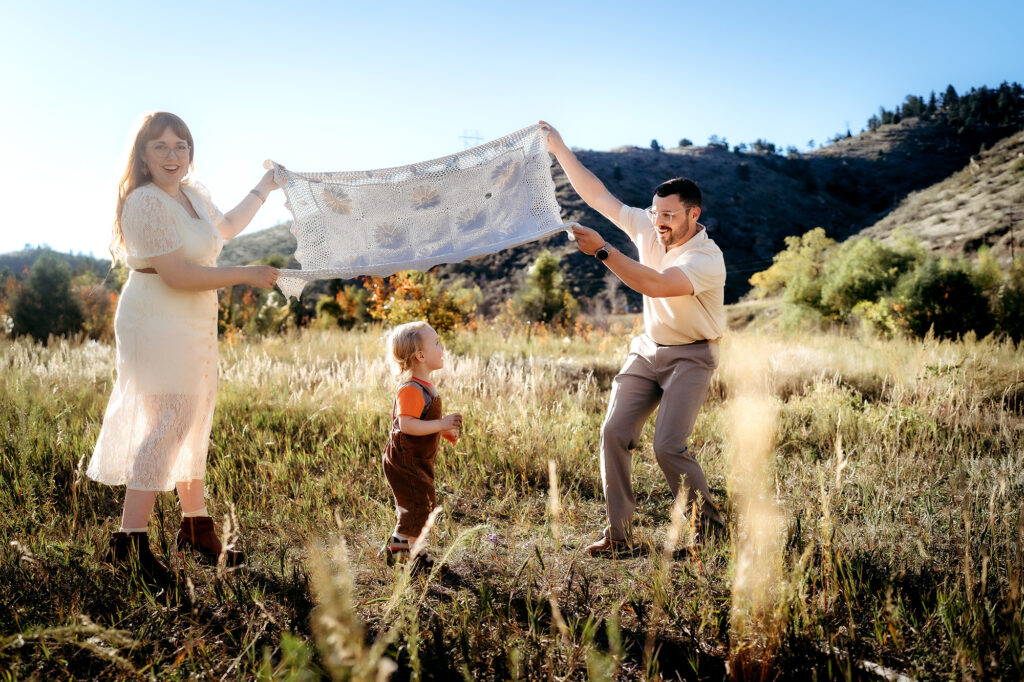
600, 334, 723, 541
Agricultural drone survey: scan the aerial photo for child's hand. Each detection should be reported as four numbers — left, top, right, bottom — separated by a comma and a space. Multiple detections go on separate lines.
439, 413, 462, 432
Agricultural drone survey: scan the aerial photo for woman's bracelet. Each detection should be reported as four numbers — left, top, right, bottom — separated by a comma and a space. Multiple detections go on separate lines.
249, 188, 266, 204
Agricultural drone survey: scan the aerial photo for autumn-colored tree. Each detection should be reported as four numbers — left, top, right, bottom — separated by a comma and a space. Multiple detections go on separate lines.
316, 283, 368, 329
366, 271, 478, 336
0, 272, 23, 335
72, 270, 117, 341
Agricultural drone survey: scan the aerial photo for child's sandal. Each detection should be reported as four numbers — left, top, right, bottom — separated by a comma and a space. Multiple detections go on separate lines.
379, 536, 410, 566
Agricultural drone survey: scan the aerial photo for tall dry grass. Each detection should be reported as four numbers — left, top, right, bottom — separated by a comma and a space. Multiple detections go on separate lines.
0, 322, 1021, 679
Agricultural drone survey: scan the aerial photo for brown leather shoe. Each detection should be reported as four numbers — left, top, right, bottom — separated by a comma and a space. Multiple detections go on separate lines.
177, 516, 245, 567
695, 518, 728, 546
584, 529, 634, 557
106, 531, 171, 584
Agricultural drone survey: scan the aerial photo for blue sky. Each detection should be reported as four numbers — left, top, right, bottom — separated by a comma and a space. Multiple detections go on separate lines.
1, 0, 1021, 258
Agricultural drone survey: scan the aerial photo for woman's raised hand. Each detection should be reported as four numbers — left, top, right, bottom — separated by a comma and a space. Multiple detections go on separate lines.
246, 265, 280, 289
257, 168, 280, 193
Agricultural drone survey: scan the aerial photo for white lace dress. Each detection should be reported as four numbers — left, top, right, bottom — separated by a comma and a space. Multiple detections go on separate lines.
87, 182, 225, 491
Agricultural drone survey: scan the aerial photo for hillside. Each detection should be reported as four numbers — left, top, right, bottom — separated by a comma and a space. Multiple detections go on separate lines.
221, 115, 1020, 308
0, 247, 110, 279
7, 85, 1018, 309
856, 129, 1024, 258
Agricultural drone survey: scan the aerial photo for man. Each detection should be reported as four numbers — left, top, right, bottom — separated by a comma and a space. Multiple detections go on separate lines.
539, 121, 727, 555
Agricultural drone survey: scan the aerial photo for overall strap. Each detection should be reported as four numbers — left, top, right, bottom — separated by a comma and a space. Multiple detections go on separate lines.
399, 380, 434, 420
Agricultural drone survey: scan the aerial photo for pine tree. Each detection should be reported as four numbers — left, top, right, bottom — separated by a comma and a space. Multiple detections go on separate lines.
943, 84, 959, 109
12, 252, 85, 343
515, 250, 578, 327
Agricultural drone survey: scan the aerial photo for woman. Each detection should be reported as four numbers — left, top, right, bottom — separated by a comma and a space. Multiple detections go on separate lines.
87, 112, 280, 581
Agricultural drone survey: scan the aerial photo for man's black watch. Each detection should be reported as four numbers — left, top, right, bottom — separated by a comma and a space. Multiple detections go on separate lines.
595, 244, 610, 261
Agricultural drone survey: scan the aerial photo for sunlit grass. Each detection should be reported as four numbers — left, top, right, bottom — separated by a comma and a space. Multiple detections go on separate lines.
1, 322, 1022, 679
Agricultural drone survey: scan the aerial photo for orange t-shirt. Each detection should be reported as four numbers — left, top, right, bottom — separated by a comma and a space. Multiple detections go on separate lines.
395, 378, 456, 443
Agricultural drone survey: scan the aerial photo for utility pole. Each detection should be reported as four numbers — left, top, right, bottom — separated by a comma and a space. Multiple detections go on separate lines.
1006, 207, 1023, 261
460, 129, 482, 149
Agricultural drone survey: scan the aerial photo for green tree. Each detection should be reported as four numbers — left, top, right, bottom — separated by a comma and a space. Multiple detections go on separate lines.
219, 253, 307, 336
748, 227, 835, 302
993, 257, 1024, 341
818, 238, 916, 319
515, 250, 578, 327
707, 135, 728, 150
892, 258, 992, 339
678, 138, 693, 147
650, 139, 661, 152
12, 252, 84, 342
943, 84, 959, 109
901, 94, 924, 119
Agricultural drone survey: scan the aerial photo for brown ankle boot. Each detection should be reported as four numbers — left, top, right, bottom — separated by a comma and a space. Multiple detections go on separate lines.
177, 516, 244, 566
106, 531, 171, 584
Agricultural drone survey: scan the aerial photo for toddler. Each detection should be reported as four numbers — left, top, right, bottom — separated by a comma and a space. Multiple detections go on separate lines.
381, 321, 462, 571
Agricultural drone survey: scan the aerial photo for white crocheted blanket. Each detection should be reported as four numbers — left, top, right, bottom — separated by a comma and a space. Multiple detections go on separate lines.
267, 125, 566, 299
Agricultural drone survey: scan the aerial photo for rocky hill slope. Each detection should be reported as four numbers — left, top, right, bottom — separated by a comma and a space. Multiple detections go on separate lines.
856, 130, 1024, 259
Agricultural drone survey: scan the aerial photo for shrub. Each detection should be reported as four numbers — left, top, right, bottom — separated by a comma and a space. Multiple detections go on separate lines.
251, 291, 293, 335
316, 284, 368, 330
851, 299, 900, 337
993, 257, 1024, 341
0, 272, 23, 336
749, 228, 835, 300
970, 246, 1002, 296
219, 255, 312, 337
818, 238, 916, 319
891, 258, 993, 339
73, 276, 117, 342
367, 271, 479, 336
11, 252, 84, 342
514, 250, 579, 328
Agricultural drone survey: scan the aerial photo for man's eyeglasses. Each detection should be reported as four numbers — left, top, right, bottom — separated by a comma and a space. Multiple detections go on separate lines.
147, 142, 191, 159
645, 207, 688, 222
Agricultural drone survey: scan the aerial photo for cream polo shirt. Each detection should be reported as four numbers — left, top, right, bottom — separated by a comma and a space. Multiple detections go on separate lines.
612, 205, 726, 345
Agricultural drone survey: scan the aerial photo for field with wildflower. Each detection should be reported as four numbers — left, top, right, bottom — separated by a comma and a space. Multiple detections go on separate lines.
1, 319, 1022, 680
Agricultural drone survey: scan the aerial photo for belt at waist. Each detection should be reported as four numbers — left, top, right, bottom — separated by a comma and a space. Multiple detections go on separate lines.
133, 268, 158, 274
653, 338, 713, 347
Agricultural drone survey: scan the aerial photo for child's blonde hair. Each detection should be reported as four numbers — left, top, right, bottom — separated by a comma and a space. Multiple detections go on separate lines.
386, 321, 430, 377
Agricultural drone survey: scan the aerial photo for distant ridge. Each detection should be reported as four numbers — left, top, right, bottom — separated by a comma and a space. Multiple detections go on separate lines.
221, 116, 1021, 307
857, 130, 1024, 259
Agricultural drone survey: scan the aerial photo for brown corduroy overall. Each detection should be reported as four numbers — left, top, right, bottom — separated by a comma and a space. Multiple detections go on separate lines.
382, 381, 442, 538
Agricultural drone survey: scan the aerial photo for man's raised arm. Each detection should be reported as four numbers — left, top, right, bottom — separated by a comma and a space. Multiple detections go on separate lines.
539, 121, 624, 223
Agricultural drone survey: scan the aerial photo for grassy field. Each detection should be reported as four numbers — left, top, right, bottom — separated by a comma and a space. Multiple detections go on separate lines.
1, 320, 1022, 680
